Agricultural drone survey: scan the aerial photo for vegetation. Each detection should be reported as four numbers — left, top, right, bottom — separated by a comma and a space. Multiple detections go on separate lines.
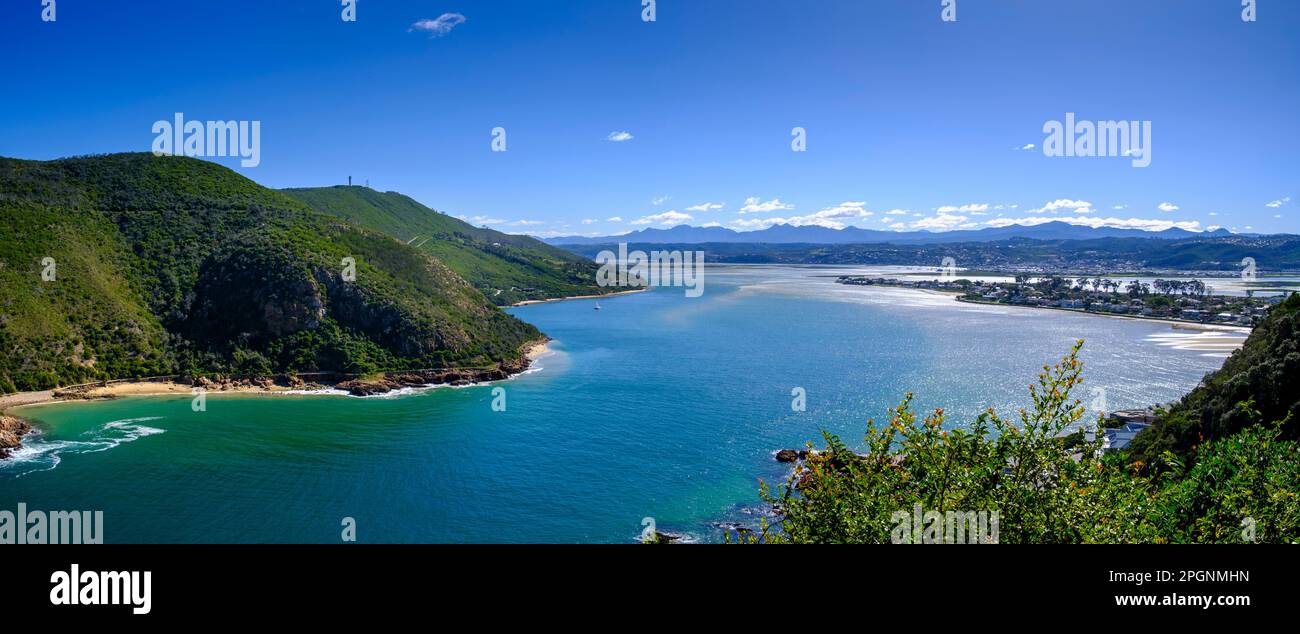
744, 296, 1300, 543
282, 186, 608, 306
0, 153, 541, 393
1130, 293, 1300, 464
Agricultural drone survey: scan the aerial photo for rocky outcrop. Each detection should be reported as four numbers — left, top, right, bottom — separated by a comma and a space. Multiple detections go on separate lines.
1, 415, 33, 459
334, 357, 532, 397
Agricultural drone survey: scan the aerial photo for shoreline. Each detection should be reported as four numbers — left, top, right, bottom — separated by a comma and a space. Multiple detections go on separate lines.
509, 288, 647, 307
953, 296, 1252, 333
860, 283, 1250, 333
0, 337, 553, 455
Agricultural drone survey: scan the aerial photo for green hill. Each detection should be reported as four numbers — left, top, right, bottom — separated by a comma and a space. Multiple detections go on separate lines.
281, 186, 605, 306
1130, 293, 1300, 462
0, 153, 540, 393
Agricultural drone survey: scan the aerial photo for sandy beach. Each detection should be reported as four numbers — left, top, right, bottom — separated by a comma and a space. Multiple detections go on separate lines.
0, 337, 556, 418
510, 288, 647, 307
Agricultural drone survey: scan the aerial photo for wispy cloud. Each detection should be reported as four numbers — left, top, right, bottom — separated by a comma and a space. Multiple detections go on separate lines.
1266, 196, 1291, 208
985, 215, 1202, 232
409, 13, 466, 37
631, 210, 692, 226
911, 212, 970, 231
651, 195, 671, 206
606, 216, 624, 222
730, 201, 871, 231
607, 131, 634, 142
685, 202, 724, 212
1157, 202, 1180, 212
1027, 199, 1094, 214
1017, 143, 1035, 151
739, 197, 794, 213
936, 203, 989, 214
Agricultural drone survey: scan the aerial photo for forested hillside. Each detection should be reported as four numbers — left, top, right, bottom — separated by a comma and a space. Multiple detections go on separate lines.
0, 154, 540, 393
282, 186, 605, 306
1130, 293, 1300, 462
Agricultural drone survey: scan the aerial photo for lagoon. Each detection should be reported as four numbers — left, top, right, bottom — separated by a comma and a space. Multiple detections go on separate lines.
0, 266, 1242, 543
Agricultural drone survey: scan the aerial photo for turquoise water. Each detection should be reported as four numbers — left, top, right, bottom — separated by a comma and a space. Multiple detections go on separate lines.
0, 266, 1242, 543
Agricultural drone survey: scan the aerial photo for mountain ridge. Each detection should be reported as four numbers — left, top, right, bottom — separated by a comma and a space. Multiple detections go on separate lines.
281, 186, 607, 306
545, 222, 1240, 246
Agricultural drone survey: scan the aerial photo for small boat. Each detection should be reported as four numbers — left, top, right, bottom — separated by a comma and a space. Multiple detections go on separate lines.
594, 302, 602, 311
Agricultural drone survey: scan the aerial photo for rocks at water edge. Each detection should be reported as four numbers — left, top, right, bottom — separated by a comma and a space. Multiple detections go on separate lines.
334, 358, 532, 397
1, 415, 33, 459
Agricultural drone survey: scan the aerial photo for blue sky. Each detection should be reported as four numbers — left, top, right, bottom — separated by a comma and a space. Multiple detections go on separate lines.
2, 0, 1297, 237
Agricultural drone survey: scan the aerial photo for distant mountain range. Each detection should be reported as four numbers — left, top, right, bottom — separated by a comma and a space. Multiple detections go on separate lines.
545, 222, 1238, 246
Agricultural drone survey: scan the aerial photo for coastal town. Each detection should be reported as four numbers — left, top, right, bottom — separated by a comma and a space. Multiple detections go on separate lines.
836, 274, 1284, 327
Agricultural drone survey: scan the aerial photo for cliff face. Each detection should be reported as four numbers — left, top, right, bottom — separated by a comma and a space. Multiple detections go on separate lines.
0, 415, 32, 458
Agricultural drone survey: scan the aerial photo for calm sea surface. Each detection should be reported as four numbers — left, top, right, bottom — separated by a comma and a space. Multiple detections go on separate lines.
0, 266, 1243, 543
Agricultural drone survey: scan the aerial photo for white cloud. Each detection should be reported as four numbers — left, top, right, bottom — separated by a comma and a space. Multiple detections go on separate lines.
651, 196, 671, 206
1027, 199, 1094, 214
984, 215, 1203, 232
607, 131, 634, 142
606, 216, 624, 222
1266, 196, 1291, 208
1018, 143, 1035, 151
936, 203, 989, 214
700, 221, 723, 228
728, 201, 872, 231
739, 197, 795, 213
581, 219, 596, 225
911, 212, 969, 231
685, 202, 725, 212
631, 210, 692, 226
884, 209, 910, 215
1157, 202, 1180, 212
1112, 204, 1128, 210
409, 13, 466, 37
509, 220, 544, 226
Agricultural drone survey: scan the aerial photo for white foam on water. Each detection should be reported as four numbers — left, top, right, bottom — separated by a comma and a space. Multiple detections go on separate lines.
1144, 331, 1247, 353
1, 416, 166, 478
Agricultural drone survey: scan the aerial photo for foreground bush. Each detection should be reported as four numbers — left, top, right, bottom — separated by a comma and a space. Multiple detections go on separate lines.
744, 342, 1299, 544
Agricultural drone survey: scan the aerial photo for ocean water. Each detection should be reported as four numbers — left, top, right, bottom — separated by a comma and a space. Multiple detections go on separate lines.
0, 266, 1243, 543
